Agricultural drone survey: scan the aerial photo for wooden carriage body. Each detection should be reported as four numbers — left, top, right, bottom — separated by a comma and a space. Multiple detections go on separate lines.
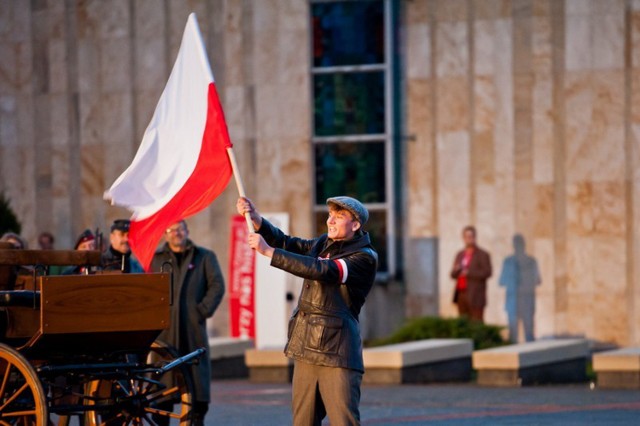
0, 245, 199, 425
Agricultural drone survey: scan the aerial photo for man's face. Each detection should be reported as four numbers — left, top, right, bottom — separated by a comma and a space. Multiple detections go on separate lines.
39, 236, 53, 250
463, 229, 476, 248
110, 230, 130, 254
326, 207, 360, 241
165, 222, 188, 251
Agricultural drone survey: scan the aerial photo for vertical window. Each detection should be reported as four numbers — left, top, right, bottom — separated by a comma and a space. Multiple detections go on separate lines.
311, 0, 394, 275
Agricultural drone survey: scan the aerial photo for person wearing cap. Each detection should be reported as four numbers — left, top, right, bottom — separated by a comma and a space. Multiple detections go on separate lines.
63, 229, 96, 275
101, 219, 143, 273
237, 195, 378, 426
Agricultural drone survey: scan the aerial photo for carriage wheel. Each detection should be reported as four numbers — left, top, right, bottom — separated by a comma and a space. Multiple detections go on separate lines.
84, 341, 194, 425
0, 343, 47, 426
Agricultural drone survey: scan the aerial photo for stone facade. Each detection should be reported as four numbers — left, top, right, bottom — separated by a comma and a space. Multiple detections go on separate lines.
1, 0, 639, 346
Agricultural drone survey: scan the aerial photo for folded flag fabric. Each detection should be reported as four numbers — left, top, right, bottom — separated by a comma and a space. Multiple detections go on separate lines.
104, 13, 232, 271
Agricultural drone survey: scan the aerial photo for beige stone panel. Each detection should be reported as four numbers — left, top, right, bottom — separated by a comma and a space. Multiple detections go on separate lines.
592, 181, 626, 237
631, 70, 640, 123
48, 39, 67, 94
220, 1, 244, 86
566, 181, 594, 236
134, 0, 166, 40
533, 238, 555, 338
167, 0, 203, 61
406, 0, 428, 25
632, 125, 640, 182
593, 290, 629, 345
224, 85, 248, 143
475, 20, 497, 76
255, 82, 309, 141
634, 0, 640, 11
0, 1, 10, 38
407, 80, 435, 237
532, 0, 551, 17
134, 37, 166, 92
533, 183, 553, 239
434, 0, 468, 22
52, 197, 73, 249
50, 94, 69, 148
631, 175, 640, 344
436, 76, 469, 132
6, 0, 30, 43
565, 0, 590, 16
633, 14, 640, 68
99, 93, 134, 152
80, 144, 105, 197
78, 90, 102, 146
0, 42, 17, 93
566, 236, 595, 295
254, 28, 308, 86
475, 0, 512, 20
565, 293, 595, 339
77, 38, 99, 94
592, 12, 624, 70
100, 38, 132, 92
593, 236, 626, 294
532, 17, 551, 74
0, 95, 17, 146
565, 16, 591, 70
532, 76, 553, 184
474, 76, 496, 132
475, 130, 495, 185
407, 23, 430, 79
591, 0, 625, 16
436, 22, 468, 78
76, 0, 103, 39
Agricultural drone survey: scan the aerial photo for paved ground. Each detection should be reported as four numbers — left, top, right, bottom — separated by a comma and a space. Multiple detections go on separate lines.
207, 379, 640, 425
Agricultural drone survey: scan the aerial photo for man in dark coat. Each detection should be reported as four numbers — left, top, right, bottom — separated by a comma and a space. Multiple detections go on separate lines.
237, 195, 378, 426
101, 219, 144, 273
450, 225, 492, 322
150, 220, 225, 425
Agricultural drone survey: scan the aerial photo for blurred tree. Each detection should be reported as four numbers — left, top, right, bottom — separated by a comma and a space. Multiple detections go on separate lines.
0, 192, 21, 235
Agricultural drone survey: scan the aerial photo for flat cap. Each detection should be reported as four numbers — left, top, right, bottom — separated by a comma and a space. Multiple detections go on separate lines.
326, 196, 369, 225
111, 219, 130, 232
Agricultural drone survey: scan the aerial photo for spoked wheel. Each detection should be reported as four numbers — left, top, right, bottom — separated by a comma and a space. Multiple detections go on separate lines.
84, 341, 194, 425
0, 343, 47, 426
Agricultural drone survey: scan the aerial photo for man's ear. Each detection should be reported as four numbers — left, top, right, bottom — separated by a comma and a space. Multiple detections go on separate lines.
352, 221, 361, 232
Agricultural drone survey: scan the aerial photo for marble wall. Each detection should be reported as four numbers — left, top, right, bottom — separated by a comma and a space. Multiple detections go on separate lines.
0, 0, 311, 337
2, 0, 640, 346
406, 0, 640, 346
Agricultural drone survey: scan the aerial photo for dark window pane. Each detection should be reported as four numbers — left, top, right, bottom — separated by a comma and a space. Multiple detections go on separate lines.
312, 1, 384, 67
314, 72, 385, 136
314, 210, 387, 273
315, 142, 386, 204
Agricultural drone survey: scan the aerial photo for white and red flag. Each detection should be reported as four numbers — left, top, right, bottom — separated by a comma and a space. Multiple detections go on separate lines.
104, 13, 232, 271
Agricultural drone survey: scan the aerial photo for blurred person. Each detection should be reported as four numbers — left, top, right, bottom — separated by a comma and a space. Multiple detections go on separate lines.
101, 219, 143, 273
150, 220, 225, 425
499, 234, 541, 342
37, 231, 55, 249
63, 229, 96, 275
237, 195, 378, 426
450, 226, 492, 323
0, 232, 28, 249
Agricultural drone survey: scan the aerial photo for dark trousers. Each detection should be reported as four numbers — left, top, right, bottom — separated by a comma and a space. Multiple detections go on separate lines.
456, 289, 484, 322
292, 360, 362, 426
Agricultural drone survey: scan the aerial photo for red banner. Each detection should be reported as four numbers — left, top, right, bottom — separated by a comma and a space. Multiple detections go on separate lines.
228, 215, 256, 338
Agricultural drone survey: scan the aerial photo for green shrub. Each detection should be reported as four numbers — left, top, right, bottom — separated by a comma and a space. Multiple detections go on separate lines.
0, 192, 21, 236
367, 316, 507, 350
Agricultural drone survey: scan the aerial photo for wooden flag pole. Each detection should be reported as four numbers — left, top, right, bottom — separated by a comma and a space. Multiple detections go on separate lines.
226, 147, 255, 233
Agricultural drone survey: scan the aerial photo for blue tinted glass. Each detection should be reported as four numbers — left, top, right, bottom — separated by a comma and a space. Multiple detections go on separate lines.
314, 71, 385, 136
315, 141, 386, 204
312, 1, 384, 67
315, 210, 387, 272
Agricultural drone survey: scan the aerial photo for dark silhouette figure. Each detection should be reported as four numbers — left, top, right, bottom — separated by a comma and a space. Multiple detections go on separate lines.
499, 234, 541, 342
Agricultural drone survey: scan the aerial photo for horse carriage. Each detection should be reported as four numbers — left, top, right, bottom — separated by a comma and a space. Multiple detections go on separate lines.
0, 242, 203, 425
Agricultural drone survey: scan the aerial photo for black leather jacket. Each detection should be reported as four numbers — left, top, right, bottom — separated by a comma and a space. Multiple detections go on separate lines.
258, 218, 378, 372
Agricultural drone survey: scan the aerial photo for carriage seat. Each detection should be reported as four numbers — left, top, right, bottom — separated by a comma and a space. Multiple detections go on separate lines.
0, 290, 40, 307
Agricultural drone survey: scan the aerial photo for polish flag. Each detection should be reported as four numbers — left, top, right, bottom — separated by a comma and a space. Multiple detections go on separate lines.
104, 13, 232, 271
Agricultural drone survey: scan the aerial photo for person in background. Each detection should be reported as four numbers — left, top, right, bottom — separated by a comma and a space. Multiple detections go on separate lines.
151, 220, 225, 425
1, 232, 28, 249
63, 229, 96, 275
101, 219, 143, 273
37, 231, 55, 250
450, 226, 492, 323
